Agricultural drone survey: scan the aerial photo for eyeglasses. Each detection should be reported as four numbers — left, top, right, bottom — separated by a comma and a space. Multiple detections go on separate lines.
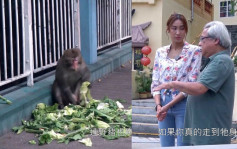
199, 36, 214, 42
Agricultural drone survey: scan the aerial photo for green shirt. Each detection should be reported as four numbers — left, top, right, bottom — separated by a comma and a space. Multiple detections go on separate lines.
183, 50, 235, 145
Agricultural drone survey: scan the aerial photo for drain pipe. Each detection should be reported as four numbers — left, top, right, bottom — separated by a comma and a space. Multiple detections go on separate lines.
189, 0, 194, 23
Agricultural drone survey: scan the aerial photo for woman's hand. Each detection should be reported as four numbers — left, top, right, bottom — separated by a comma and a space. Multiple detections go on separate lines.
156, 105, 168, 121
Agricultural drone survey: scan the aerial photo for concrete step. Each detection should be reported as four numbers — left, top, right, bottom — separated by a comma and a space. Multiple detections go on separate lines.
132, 114, 158, 123
132, 106, 156, 115
132, 99, 158, 136
132, 99, 155, 107
132, 133, 159, 138
132, 136, 160, 143
132, 122, 159, 135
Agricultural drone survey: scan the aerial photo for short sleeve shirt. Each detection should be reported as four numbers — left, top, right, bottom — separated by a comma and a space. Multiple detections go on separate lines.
183, 50, 235, 145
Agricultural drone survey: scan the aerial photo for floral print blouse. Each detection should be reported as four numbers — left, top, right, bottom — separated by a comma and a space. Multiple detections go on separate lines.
151, 42, 202, 101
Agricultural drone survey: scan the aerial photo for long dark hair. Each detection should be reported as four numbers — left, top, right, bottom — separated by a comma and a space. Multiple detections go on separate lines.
166, 13, 188, 34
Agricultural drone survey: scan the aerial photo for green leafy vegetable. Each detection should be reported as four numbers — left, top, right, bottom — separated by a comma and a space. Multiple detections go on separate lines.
79, 138, 92, 147
12, 84, 131, 146
92, 119, 110, 129
116, 101, 124, 109
29, 140, 37, 145
12, 97, 131, 146
0, 95, 12, 104
12, 126, 24, 134
39, 132, 54, 145
36, 103, 46, 110
97, 103, 109, 110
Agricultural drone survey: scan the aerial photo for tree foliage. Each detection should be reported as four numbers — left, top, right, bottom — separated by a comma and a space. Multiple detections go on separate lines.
230, 0, 237, 14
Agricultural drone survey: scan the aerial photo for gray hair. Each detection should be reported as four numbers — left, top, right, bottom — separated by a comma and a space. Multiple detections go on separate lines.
204, 21, 232, 49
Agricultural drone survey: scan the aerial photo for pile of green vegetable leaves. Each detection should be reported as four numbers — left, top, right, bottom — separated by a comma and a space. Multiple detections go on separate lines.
12, 97, 131, 146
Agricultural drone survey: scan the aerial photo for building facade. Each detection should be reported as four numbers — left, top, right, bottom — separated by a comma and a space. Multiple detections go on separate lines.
132, 0, 213, 99
213, 0, 237, 52
213, 0, 237, 121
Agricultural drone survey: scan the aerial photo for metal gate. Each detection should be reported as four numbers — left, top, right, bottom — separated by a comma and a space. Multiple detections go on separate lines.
0, 0, 131, 88
96, 0, 131, 50
0, 0, 80, 87
32, 0, 78, 73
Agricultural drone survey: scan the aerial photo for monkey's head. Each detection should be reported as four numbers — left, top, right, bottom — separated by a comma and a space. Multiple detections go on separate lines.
62, 48, 82, 71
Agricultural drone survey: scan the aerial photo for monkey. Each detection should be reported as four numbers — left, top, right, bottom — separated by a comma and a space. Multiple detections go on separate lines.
52, 48, 90, 109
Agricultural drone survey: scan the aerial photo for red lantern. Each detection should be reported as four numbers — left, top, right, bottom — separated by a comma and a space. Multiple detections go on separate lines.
140, 57, 151, 66
141, 46, 151, 55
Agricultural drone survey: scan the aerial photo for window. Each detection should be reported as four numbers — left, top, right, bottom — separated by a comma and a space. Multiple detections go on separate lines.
220, 1, 235, 17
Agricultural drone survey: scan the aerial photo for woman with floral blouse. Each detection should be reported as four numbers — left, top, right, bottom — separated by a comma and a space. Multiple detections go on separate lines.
151, 13, 202, 147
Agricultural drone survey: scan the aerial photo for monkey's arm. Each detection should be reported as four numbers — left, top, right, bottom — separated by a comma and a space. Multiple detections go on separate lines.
56, 65, 79, 105
80, 67, 91, 83
63, 87, 77, 105
56, 76, 77, 105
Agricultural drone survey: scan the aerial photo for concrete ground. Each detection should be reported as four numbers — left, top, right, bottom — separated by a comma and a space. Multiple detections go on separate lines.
0, 62, 132, 149
132, 136, 237, 149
